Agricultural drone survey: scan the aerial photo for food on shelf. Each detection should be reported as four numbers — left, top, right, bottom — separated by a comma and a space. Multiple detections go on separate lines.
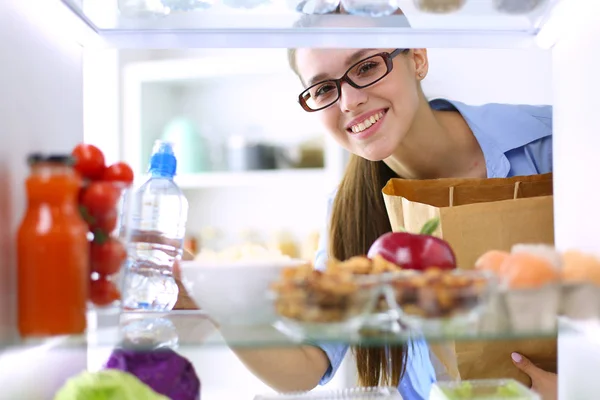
367, 218, 457, 271
387, 269, 490, 321
492, 0, 543, 15
90, 238, 128, 276
270, 230, 300, 259
475, 244, 561, 332
17, 154, 89, 337
301, 230, 321, 261
560, 250, 600, 319
562, 250, 600, 284
72, 143, 106, 180
105, 348, 201, 400
501, 244, 561, 289
54, 369, 170, 400
474, 243, 600, 327
333, 254, 402, 275
102, 161, 135, 183
194, 243, 292, 263
90, 275, 122, 307
414, 0, 466, 14
270, 261, 376, 326
474, 249, 509, 275
430, 379, 540, 400
71, 143, 134, 308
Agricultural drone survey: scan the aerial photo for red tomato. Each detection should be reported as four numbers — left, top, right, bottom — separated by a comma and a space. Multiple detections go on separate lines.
90, 277, 120, 306
81, 181, 121, 218
90, 237, 126, 276
103, 162, 134, 184
72, 144, 106, 180
88, 210, 118, 236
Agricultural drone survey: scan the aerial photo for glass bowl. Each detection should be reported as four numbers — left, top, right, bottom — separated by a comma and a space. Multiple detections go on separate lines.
270, 266, 379, 339
383, 269, 494, 333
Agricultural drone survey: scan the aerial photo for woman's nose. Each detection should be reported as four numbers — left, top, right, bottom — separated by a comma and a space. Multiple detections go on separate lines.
339, 82, 368, 112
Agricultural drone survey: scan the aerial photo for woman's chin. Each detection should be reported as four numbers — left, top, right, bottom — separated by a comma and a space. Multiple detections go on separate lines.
355, 143, 395, 162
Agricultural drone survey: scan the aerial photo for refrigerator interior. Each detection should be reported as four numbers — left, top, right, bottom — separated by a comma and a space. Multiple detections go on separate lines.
81, 46, 556, 400
0, 1, 88, 398
1, 0, 600, 398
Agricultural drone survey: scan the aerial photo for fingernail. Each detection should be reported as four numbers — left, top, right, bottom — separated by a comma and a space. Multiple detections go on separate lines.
511, 352, 522, 363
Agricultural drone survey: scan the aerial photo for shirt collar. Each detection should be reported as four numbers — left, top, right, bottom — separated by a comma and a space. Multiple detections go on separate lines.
429, 98, 551, 178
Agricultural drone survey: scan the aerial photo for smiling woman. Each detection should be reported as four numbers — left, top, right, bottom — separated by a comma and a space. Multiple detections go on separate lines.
280, 46, 555, 399
172, 45, 556, 399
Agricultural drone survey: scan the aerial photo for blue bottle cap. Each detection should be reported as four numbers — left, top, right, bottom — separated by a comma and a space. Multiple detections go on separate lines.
149, 140, 177, 178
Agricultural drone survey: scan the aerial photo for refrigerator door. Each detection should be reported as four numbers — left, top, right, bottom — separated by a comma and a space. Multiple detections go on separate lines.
0, 0, 87, 398
552, 1, 600, 398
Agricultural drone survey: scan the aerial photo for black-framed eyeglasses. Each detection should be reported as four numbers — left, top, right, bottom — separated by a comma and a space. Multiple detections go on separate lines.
298, 49, 407, 112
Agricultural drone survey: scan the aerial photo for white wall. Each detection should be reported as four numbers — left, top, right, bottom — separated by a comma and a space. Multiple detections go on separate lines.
0, 1, 87, 398
423, 48, 552, 105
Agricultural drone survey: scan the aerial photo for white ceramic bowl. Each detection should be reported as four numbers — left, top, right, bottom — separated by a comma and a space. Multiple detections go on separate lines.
179, 259, 306, 326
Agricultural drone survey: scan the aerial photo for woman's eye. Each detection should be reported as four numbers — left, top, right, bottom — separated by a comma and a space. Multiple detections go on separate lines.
358, 61, 378, 74
315, 84, 336, 98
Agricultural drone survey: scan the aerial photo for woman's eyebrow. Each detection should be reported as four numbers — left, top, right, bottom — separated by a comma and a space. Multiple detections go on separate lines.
306, 48, 378, 86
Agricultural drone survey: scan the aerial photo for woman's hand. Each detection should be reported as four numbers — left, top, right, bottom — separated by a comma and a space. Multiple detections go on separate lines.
511, 352, 557, 400
172, 249, 200, 311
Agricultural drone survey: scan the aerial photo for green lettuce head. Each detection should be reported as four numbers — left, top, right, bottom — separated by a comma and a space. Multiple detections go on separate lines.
54, 369, 169, 400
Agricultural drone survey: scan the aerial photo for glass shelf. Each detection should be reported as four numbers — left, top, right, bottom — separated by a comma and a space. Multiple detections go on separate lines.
6, 309, 588, 351
60, 0, 564, 49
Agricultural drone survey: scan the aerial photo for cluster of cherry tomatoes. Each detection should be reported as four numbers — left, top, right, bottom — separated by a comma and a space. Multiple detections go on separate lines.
72, 143, 134, 307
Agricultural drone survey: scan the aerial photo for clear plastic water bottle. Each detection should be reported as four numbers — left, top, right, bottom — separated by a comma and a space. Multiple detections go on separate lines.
122, 140, 189, 311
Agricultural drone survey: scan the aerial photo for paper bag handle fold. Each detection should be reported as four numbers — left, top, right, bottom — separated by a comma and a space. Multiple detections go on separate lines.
514, 181, 521, 199
450, 181, 523, 204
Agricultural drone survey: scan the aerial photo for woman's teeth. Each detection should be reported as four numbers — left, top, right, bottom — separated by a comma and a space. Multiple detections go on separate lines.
350, 111, 385, 133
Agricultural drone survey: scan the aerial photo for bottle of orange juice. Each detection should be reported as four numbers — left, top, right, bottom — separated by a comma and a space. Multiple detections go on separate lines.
17, 154, 89, 337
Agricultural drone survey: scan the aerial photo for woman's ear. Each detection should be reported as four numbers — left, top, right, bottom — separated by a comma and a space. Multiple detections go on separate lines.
410, 48, 429, 81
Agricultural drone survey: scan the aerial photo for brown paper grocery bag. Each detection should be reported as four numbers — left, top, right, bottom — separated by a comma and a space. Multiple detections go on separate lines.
382, 173, 556, 385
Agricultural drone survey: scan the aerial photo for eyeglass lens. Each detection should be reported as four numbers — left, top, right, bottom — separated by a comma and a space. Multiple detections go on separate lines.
301, 54, 389, 111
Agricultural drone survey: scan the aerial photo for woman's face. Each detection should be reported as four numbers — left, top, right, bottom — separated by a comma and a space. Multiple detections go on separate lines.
295, 48, 428, 161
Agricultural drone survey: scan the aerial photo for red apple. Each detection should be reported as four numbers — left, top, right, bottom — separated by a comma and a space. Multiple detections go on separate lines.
367, 218, 457, 271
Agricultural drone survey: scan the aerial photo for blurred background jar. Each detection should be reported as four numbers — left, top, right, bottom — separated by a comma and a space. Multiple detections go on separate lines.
413, 0, 465, 13
340, 0, 400, 17
492, 0, 543, 14
287, 0, 340, 14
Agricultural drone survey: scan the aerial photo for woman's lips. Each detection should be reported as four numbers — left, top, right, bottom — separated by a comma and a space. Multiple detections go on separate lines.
347, 109, 387, 140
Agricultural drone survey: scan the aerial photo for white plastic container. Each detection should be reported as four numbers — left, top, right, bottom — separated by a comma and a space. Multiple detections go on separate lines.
254, 387, 402, 399
430, 379, 540, 400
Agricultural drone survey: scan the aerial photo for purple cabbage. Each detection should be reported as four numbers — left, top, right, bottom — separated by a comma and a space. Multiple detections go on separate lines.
105, 348, 200, 400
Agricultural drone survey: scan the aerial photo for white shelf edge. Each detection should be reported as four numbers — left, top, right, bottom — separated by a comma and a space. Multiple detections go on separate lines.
88, 29, 539, 49
58, 0, 568, 49
173, 168, 327, 189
